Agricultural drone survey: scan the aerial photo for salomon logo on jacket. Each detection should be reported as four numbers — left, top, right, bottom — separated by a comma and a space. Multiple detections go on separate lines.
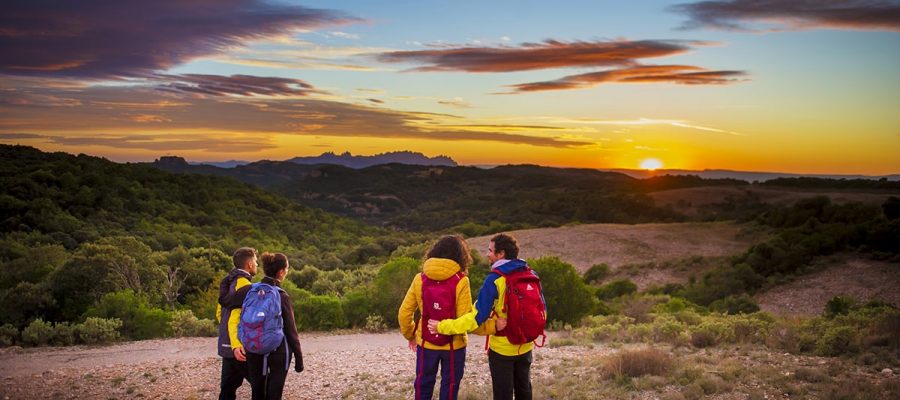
238, 282, 285, 354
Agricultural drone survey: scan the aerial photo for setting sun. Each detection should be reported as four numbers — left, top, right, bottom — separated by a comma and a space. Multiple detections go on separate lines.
640, 158, 663, 171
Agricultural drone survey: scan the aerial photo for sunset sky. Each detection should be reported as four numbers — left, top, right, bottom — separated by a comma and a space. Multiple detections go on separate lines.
2, 0, 899, 174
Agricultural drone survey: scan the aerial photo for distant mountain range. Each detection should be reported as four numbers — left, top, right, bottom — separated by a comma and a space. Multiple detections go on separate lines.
604, 169, 900, 182
191, 151, 457, 169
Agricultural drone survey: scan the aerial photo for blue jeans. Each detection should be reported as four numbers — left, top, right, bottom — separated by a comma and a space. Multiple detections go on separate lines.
414, 346, 466, 400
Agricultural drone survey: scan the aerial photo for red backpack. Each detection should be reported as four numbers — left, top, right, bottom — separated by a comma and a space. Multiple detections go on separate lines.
496, 267, 547, 346
420, 272, 462, 346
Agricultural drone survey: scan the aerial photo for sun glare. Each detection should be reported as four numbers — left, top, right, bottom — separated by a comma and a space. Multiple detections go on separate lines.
640, 158, 663, 170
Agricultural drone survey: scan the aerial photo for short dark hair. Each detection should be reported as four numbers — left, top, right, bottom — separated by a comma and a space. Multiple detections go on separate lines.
260, 252, 289, 278
490, 233, 518, 259
232, 247, 258, 269
425, 235, 472, 273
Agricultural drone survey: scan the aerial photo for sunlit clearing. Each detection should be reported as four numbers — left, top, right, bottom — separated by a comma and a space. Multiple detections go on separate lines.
640, 158, 663, 170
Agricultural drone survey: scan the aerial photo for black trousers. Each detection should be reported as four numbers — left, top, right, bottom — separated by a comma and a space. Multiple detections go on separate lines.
246, 344, 291, 400
219, 356, 249, 400
488, 350, 533, 400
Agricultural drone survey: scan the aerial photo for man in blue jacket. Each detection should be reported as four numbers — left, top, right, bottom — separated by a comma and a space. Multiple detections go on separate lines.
429, 233, 545, 400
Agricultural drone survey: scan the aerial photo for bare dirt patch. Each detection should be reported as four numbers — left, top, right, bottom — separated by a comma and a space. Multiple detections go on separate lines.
756, 256, 900, 316
469, 221, 766, 273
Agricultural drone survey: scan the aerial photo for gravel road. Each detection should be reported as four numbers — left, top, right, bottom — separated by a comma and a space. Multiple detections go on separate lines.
0, 332, 590, 399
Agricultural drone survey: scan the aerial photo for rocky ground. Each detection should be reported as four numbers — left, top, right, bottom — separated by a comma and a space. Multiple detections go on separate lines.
0, 333, 586, 399
3, 332, 897, 400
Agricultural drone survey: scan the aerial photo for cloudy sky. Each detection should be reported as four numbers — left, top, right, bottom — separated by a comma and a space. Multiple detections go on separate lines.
1, 0, 899, 174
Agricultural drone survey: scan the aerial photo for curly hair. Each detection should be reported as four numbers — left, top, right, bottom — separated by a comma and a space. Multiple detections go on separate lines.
425, 235, 472, 273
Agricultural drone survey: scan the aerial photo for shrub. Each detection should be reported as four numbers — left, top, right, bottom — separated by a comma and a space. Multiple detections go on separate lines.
601, 347, 673, 379
691, 329, 717, 348
0, 323, 18, 346
297, 295, 347, 331
364, 315, 387, 332
621, 295, 665, 323
84, 290, 171, 340
709, 294, 760, 315
52, 322, 76, 346
816, 325, 858, 356
654, 297, 693, 314
169, 310, 216, 337
652, 315, 686, 344
75, 317, 121, 344
21, 318, 55, 346
530, 257, 597, 325
766, 319, 801, 353
371, 257, 420, 327
825, 296, 856, 318
597, 279, 637, 300
341, 288, 374, 328
584, 263, 611, 285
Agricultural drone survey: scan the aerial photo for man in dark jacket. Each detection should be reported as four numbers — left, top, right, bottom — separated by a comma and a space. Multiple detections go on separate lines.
216, 247, 258, 400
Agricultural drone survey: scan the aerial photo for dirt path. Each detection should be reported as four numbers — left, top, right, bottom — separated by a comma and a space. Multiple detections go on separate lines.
0, 332, 591, 399
0, 332, 403, 379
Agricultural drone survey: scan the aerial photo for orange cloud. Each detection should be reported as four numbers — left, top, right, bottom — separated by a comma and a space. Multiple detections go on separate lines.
377, 40, 702, 72
506, 65, 747, 93
0, 84, 592, 150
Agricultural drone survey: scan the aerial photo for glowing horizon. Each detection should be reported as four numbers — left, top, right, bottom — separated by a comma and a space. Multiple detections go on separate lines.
1, 1, 899, 175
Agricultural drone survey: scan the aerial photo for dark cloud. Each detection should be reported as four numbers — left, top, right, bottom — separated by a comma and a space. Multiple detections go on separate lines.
0, 0, 357, 79
367, 98, 384, 104
0, 84, 592, 149
154, 74, 319, 97
672, 0, 900, 32
0, 133, 47, 140
507, 65, 747, 93
377, 40, 702, 72
45, 134, 276, 153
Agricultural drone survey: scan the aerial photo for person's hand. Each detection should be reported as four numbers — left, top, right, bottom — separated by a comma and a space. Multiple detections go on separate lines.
233, 346, 246, 362
294, 354, 304, 373
408, 339, 417, 352
426, 319, 439, 335
495, 317, 508, 331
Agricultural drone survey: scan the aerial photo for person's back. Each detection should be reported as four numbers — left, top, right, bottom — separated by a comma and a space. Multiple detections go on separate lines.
398, 235, 486, 400
244, 252, 303, 400
431, 234, 546, 400
216, 247, 258, 400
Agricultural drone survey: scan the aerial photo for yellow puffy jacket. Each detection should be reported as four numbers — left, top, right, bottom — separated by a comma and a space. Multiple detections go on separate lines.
398, 258, 495, 350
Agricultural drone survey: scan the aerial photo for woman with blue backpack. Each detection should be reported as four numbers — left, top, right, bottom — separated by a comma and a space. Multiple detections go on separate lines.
398, 235, 497, 400
238, 252, 304, 400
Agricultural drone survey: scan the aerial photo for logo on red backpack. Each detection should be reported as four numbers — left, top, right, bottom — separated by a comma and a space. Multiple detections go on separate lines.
496, 266, 547, 346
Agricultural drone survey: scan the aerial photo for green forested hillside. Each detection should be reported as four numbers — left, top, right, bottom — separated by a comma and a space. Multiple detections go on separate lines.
154, 159, 749, 232
0, 145, 412, 331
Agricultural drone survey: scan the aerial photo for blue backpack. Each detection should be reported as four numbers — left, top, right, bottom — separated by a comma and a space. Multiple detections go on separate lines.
238, 282, 285, 355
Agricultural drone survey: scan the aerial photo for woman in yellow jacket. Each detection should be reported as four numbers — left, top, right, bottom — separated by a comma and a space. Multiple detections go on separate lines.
398, 235, 495, 400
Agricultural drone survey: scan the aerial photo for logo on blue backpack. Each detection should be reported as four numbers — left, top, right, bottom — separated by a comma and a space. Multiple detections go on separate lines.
237, 282, 285, 354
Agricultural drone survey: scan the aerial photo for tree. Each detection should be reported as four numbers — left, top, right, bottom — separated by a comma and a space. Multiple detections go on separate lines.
529, 257, 596, 325
371, 257, 420, 327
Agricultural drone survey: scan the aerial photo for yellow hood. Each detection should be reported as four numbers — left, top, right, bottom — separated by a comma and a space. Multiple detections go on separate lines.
423, 258, 462, 280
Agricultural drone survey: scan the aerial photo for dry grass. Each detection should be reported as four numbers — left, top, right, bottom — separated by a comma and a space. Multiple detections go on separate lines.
600, 347, 674, 379
755, 256, 900, 316
469, 221, 766, 273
